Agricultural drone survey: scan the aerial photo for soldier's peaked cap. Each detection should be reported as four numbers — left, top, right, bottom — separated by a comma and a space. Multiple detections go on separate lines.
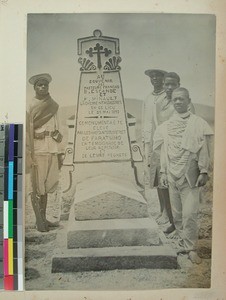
29, 73, 52, 85
144, 69, 167, 77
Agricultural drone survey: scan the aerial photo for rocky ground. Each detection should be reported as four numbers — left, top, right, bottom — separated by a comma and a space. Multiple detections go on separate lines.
24, 171, 212, 291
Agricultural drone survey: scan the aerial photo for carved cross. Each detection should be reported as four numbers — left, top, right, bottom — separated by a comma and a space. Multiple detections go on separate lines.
86, 43, 111, 69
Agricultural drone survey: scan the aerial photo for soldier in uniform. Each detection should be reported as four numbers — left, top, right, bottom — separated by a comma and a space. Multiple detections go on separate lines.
27, 73, 64, 232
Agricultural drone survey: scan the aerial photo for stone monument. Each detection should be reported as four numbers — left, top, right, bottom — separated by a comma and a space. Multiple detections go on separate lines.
52, 30, 177, 272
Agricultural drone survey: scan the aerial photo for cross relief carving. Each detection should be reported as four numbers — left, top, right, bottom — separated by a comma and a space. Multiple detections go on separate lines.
86, 43, 112, 69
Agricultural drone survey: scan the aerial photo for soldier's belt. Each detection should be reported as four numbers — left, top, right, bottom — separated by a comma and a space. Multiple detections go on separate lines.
34, 131, 53, 139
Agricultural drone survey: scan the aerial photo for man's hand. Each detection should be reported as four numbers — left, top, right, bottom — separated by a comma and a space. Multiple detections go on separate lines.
160, 173, 169, 188
196, 173, 208, 187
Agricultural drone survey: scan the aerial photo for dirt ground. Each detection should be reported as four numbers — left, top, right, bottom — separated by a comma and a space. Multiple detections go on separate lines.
24, 170, 212, 291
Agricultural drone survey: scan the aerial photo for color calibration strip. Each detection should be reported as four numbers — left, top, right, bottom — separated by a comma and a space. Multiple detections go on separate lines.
0, 124, 23, 291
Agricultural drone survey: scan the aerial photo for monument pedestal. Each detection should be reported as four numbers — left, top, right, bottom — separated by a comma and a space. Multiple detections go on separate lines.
52, 175, 178, 272
66, 175, 159, 248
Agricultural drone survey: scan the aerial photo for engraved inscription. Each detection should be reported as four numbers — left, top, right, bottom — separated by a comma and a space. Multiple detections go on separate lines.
74, 72, 131, 162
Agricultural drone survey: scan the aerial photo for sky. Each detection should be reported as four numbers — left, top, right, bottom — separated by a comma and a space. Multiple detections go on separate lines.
27, 13, 215, 107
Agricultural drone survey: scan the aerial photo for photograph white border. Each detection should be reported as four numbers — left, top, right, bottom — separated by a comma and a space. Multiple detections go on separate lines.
0, 0, 225, 299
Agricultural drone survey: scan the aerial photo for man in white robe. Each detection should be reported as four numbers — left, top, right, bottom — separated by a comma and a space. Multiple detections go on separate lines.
153, 87, 213, 263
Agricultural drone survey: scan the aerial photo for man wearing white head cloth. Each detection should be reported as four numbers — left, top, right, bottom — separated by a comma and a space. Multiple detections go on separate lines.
27, 73, 64, 232
153, 87, 213, 264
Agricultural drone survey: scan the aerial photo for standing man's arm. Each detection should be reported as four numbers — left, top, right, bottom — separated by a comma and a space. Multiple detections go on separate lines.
142, 98, 154, 164
26, 111, 32, 173
142, 99, 153, 143
159, 143, 168, 188
153, 124, 168, 187
196, 135, 210, 187
53, 110, 65, 170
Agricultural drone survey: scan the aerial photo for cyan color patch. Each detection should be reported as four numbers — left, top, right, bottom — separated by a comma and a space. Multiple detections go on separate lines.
8, 162, 14, 200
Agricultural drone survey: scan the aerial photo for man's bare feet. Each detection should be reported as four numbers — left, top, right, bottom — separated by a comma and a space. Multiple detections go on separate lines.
156, 215, 169, 225
155, 212, 163, 220
163, 223, 176, 234
167, 230, 180, 239
188, 251, 202, 264
46, 220, 59, 228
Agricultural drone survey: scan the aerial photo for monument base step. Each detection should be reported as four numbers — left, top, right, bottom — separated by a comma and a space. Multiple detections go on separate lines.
67, 217, 159, 248
52, 245, 178, 273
